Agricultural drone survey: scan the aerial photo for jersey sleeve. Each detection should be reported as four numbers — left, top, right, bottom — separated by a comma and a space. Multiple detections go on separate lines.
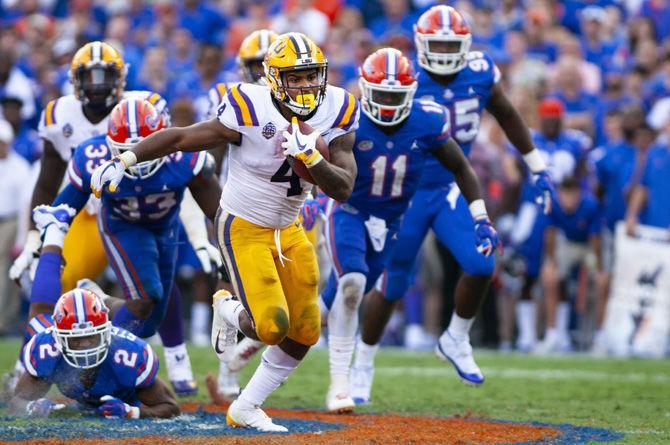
67, 141, 95, 193
469, 51, 500, 87
134, 342, 159, 389
328, 91, 360, 143
216, 84, 259, 133
426, 101, 452, 149
22, 331, 58, 380
37, 99, 60, 146
208, 83, 229, 119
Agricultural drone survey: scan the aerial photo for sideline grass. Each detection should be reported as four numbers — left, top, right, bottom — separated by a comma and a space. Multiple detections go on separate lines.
1, 339, 668, 444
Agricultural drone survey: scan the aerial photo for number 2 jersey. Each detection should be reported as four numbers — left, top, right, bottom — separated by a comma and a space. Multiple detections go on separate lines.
22, 326, 158, 408
61, 134, 207, 229
415, 51, 500, 189
216, 83, 360, 228
346, 100, 451, 221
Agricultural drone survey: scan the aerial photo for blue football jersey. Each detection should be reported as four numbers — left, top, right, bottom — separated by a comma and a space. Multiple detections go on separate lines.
519, 129, 591, 203
548, 193, 602, 243
414, 51, 500, 188
68, 134, 207, 228
22, 326, 159, 408
346, 99, 450, 221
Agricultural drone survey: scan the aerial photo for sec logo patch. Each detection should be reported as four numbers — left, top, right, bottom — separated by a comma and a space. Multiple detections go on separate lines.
62, 123, 73, 138
262, 122, 276, 139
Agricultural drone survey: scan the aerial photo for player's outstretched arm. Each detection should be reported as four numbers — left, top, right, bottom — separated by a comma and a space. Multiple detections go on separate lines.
485, 84, 535, 155
133, 119, 240, 164
136, 377, 180, 418
433, 138, 483, 204
9, 372, 54, 416
308, 132, 357, 202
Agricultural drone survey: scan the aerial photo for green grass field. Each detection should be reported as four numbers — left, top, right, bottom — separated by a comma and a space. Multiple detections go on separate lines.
1, 338, 668, 444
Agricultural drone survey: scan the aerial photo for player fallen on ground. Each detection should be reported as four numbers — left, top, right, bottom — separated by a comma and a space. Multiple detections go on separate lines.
9, 206, 179, 419
90, 32, 358, 432
319, 47, 497, 412
6, 41, 206, 397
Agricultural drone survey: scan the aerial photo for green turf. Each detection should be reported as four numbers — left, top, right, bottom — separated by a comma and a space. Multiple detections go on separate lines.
1, 339, 668, 444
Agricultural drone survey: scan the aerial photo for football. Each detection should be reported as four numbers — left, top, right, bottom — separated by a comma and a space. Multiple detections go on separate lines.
284, 119, 330, 185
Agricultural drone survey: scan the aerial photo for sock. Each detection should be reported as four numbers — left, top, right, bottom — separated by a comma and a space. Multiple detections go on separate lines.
112, 304, 145, 336
163, 343, 193, 381
190, 302, 210, 340
447, 311, 475, 342
30, 252, 62, 305
353, 338, 379, 369
326, 272, 366, 379
237, 345, 299, 408
556, 302, 570, 338
403, 284, 424, 325
328, 335, 355, 378
516, 301, 537, 345
43, 225, 66, 249
158, 284, 184, 348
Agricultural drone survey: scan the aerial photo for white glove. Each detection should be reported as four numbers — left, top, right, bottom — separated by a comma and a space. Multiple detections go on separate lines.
179, 189, 222, 274
90, 152, 136, 198
32, 204, 76, 233
195, 244, 222, 274
281, 117, 323, 168
9, 230, 41, 283
26, 398, 66, 417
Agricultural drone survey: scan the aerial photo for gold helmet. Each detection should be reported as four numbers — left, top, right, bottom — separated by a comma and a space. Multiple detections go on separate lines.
69, 41, 127, 111
264, 32, 328, 116
238, 29, 278, 84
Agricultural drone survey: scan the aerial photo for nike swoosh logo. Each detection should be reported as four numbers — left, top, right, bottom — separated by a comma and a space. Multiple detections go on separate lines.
296, 139, 307, 150
214, 330, 225, 354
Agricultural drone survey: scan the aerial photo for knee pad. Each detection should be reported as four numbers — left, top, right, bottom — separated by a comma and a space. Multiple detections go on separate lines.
255, 306, 290, 345
288, 303, 321, 346
337, 272, 366, 314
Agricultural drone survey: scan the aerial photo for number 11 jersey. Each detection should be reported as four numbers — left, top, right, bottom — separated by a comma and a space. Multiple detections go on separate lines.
215, 83, 360, 229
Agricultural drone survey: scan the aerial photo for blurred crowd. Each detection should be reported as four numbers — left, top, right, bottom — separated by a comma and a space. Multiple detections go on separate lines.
1, 0, 669, 355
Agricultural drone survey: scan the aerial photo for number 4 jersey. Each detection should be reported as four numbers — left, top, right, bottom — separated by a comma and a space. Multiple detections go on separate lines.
22, 326, 158, 408
66, 134, 207, 229
216, 83, 360, 228
416, 50, 500, 188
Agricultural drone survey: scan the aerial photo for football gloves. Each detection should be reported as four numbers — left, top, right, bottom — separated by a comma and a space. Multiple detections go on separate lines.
98, 395, 140, 419
281, 117, 323, 168
26, 398, 66, 417
300, 198, 322, 231
91, 157, 128, 198
474, 217, 500, 258
532, 171, 556, 215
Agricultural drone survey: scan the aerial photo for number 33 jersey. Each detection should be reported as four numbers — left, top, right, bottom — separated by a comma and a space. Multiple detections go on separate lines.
216, 83, 360, 228
68, 134, 207, 229
22, 326, 158, 408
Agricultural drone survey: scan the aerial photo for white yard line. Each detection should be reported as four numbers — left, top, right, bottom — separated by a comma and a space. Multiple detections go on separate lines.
376, 366, 670, 382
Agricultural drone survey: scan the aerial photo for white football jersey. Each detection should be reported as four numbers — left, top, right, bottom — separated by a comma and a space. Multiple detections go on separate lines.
38, 91, 166, 162
217, 83, 359, 228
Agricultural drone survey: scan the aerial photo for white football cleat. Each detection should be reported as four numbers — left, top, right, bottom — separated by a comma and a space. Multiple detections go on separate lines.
211, 290, 239, 362
217, 361, 240, 400
350, 364, 374, 405
226, 399, 287, 432
326, 376, 355, 413
76, 278, 112, 303
228, 337, 264, 372
164, 344, 198, 397
435, 332, 484, 386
